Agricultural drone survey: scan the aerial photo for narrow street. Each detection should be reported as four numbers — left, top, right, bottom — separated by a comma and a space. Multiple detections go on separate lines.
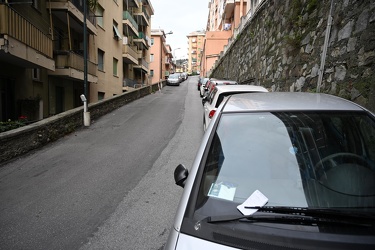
0, 76, 204, 250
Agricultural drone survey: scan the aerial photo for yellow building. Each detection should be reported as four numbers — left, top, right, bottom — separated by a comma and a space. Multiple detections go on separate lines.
0, 0, 153, 122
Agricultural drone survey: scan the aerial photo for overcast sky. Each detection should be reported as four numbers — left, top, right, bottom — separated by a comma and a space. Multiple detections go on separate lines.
150, 0, 209, 59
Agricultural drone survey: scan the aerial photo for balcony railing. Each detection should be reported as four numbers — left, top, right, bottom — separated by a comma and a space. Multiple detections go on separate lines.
54, 50, 96, 76
0, 4, 53, 58
123, 11, 138, 30
139, 58, 148, 69
122, 44, 138, 63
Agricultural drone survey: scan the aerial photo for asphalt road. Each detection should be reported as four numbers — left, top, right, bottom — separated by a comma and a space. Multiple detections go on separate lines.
0, 75, 204, 250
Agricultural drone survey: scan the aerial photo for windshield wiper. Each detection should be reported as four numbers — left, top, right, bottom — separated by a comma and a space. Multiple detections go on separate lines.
245, 206, 375, 220
203, 206, 375, 227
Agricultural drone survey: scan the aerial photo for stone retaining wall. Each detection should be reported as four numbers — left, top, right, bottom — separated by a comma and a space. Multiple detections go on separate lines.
0, 82, 165, 165
211, 0, 375, 112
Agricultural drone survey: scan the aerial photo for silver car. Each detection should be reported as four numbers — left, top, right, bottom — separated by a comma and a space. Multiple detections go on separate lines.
166, 92, 375, 249
167, 73, 182, 86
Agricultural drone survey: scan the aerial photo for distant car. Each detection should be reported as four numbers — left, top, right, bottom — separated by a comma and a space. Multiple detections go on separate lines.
166, 92, 375, 250
202, 78, 238, 98
202, 85, 268, 130
181, 72, 188, 81
167, 73, 182, 86
199, 78, 210, 97
197, 77, 202, 90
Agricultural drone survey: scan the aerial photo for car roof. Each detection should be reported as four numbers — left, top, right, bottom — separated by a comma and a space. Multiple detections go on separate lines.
210, 79, 238, 84
214, 84, 268, 93
222, 92, 365, 112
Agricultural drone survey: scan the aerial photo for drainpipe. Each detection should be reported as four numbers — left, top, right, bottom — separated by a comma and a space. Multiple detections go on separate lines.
317, 0, 334, 93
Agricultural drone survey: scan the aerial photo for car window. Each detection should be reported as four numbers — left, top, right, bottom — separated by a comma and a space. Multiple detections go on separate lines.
195, 111, 375, 217
208, 89, 217, 105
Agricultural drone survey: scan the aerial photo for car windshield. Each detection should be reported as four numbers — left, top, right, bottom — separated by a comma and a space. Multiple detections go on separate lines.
169, 74, 179, 79
193, 111, 375, 219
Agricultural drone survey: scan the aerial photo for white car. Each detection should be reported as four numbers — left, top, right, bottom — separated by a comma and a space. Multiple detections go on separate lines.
166, 92, 375, 250
202, 85, 268, 131
199, 78, 210, 97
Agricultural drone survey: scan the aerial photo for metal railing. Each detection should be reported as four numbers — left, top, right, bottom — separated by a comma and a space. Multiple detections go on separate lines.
123, 11, 138, 30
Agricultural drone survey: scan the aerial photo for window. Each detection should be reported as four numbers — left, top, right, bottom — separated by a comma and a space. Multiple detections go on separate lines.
113, 58, 118, 76
151, 38, 154, 45
150, 70, 154, 77
96, 5, 104, 28
32, 68, 40, 81
150, 54, 154, 62
98, 49, 104, 71
113, 21, 121, 40
98, 92, 105, 100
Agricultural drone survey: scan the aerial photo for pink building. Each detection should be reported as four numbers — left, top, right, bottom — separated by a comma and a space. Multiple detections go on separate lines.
201, 0, 262, 77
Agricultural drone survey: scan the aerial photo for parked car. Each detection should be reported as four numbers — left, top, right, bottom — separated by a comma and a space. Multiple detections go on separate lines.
166, 92, 375, 250
202, 85, 268, 131
202, 78, 238, 98
197, 77, 202, 90
167, 73, 182, 86
181, 72, 188, 81
199, 78, 210, 97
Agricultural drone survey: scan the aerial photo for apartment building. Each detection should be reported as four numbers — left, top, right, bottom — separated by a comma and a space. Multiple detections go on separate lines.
0, 0, 154, 123
186, 31, 205, 75
149, 29, 174, 84
201, 0, 262, 77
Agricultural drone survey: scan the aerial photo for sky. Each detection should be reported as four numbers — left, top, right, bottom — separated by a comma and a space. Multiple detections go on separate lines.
150, 0, 210, 59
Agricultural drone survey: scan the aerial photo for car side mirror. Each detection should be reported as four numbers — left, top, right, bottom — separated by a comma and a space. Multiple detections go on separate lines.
174, 164, 188, 188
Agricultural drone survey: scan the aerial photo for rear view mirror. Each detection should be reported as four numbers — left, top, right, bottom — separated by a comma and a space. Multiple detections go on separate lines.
174, 164, 188, 188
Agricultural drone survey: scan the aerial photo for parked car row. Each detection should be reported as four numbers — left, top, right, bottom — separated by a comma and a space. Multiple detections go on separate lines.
165, 77, 375, 249
166, 72, 189, 86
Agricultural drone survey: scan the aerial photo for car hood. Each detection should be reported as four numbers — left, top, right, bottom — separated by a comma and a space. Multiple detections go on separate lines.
176, 233, 238, 250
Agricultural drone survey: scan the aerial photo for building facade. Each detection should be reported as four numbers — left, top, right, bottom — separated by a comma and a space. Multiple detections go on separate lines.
201, 0, 263, 77
0, 0, 154, 123
149, 29, 174, 84
186, 31, 205, 75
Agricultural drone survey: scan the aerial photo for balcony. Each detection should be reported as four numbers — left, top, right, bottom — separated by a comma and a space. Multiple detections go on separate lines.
133, 32, 149, 50
122, 44, 138, 65
165, 56, 170, 65
123, 11, 139, 37
48, 50, 97, 82
133, 6, 150, 27
223, 0, 235, 18
133, 58, 148, 73
125, 0, 140, 9
0, 4, 54, 70
48, 0, 97, 35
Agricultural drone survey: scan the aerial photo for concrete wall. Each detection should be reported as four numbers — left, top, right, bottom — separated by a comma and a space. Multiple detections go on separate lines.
211, 0, 375, 112
0, 82, 165, 165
